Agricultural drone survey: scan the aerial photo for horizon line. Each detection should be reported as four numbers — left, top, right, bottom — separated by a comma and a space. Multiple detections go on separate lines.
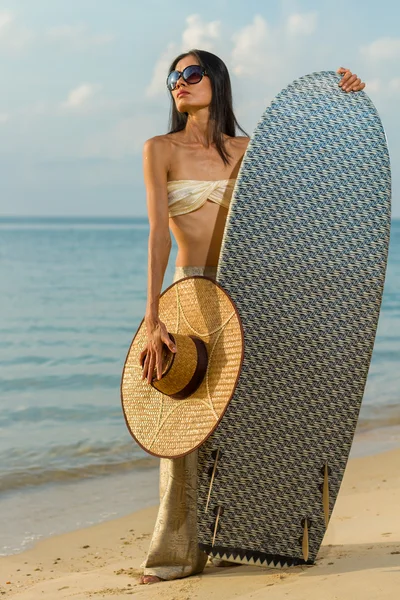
1, 215, 399, 221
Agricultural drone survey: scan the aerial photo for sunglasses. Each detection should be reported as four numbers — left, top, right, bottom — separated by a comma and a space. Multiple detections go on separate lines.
166, 65, 207, 92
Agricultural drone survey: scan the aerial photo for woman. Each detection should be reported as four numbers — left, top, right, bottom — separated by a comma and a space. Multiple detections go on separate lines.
139, 49, 366, 585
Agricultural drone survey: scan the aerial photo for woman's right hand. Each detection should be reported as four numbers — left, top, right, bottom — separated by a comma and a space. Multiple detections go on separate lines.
139, 317, 177, 384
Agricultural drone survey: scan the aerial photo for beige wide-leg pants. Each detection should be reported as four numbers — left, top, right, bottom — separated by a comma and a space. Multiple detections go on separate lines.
142, 265, 218, 581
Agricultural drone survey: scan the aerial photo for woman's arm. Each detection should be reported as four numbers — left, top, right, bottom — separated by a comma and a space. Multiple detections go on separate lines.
143, 137, 170, 322
140, 136, 176, 383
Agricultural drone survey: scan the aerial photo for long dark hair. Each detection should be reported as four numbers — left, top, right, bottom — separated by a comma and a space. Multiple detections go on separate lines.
167, 49, 248, 166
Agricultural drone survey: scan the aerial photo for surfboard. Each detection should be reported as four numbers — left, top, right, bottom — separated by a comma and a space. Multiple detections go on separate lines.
197, 71, 391, 567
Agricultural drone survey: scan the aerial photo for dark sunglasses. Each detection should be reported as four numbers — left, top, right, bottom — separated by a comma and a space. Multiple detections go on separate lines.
166, 65, 207, 92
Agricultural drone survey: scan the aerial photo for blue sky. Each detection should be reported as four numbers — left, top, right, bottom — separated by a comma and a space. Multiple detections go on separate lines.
1, 0, 399, 216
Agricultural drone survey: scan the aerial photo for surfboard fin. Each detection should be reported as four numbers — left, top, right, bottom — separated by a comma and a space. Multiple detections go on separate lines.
212, 506, 223, 547
302, 517, 309, 562
205, 449, 220, 513
323, 462, 330, 528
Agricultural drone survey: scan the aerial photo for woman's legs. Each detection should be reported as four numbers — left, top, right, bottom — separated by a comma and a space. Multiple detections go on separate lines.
142, 449, 209, 581
141, 265, 217, 583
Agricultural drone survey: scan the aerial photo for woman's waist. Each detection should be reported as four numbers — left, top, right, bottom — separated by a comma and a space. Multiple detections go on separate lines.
173, 264, 218, 281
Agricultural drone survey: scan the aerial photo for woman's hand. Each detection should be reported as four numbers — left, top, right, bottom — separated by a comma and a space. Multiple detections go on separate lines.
337, 67, 366, 92
139, 317, 176, 384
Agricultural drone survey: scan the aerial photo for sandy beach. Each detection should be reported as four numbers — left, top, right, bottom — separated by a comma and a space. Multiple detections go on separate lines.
0, 446, 399, 600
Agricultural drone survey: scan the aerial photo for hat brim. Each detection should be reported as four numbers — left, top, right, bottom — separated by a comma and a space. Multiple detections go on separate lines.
121, 276, 244, 458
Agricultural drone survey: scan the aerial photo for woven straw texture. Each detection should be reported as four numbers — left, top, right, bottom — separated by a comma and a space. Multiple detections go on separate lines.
197, 71, 391, 567
121, 276, 243, 457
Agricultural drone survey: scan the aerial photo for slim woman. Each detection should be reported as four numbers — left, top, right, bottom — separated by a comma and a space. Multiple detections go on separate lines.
139, 49, 366, 584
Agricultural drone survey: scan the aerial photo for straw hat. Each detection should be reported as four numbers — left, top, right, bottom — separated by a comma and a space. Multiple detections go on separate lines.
121, 276, 244, 458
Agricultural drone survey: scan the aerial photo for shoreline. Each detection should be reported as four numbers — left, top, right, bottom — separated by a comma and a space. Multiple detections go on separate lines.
1, 425, 400, 560
0, 466, 159, 558
0, 445, 399, 599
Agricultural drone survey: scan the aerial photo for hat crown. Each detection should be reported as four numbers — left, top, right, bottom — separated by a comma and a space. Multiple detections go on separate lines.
150, 333, 208, 400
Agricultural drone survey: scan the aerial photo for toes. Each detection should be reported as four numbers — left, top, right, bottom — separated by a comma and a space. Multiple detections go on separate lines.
139, 575, 163, 585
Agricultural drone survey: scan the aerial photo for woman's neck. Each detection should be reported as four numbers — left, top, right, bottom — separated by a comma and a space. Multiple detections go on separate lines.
184, 111, 214, 147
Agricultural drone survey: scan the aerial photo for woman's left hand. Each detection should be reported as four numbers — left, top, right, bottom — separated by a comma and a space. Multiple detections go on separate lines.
336, 67, 366, 92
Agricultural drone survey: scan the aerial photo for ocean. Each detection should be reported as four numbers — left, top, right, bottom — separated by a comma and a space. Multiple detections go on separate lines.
0, 216, 399, 556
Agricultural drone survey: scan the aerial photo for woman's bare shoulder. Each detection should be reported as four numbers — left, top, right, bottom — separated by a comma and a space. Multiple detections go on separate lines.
227, 135, 250, 151
234, 134, 251, 144
143, 133, 173, 153
142, 134, 174, 175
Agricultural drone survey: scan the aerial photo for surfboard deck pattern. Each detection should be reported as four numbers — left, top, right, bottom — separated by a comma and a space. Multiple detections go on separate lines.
197, 71, 391, 568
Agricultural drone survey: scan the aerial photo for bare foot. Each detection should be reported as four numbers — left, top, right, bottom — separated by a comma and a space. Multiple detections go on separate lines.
139, 575, 164, 585
211, 559, 241, 567
210, 559, 239, 567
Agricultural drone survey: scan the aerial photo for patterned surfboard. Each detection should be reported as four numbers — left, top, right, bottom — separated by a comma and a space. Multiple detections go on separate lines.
197, 71, 391, 567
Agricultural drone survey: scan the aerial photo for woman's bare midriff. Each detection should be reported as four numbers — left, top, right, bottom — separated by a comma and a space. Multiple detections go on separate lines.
169, 199, 229, 267
166, 134, 249, 268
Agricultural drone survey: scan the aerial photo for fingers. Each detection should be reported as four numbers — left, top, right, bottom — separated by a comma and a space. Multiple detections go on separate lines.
162, 332, 177, 353
140, 343, 166, 383
347, 77, 365, 91
342, 74, 357, 90
156, 351, 163, 381
337, 68, 366, 93
154, 334, 177, 381
342, 76, 366, 92
139, 322, 177, 385
139, 347, 147, 365
141, 348, 155, 384
147, 352, 156, 384
140, 345, 155, 383
338, 69, 353, 87
141, 349, 150, 380
139, 347, 148, 380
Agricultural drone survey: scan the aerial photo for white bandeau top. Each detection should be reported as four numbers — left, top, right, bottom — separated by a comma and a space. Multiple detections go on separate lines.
167, 179, 236, 217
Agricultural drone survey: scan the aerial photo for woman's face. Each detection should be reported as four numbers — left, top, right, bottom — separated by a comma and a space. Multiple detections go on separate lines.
171, 55, 212, 113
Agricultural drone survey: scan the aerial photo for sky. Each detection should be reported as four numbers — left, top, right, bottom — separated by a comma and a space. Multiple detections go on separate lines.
1, 0, 399, 217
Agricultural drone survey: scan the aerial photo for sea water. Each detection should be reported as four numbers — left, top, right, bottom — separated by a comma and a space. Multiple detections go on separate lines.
0, 216, 399, 555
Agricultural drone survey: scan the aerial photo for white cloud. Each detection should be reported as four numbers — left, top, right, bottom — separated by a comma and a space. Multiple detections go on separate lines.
0, 11, 13, 30
286, 12, 317, 36
231, 15, 269, 77
181, 14, 220, 49
61, 84, 101, 110
145, 14, 221, 98
361, 37, 400, 61
0, 112, 10, 123
351, 77, 400, 107
145, 11, 320, 107
146, 42, 177, 99
47, 24, 114, 48
0, 11, 34, 50
229, 12, 329, 125
365, 78, 380, 94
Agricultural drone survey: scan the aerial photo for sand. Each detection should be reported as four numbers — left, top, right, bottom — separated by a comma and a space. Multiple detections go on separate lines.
1, 447, 399, 600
